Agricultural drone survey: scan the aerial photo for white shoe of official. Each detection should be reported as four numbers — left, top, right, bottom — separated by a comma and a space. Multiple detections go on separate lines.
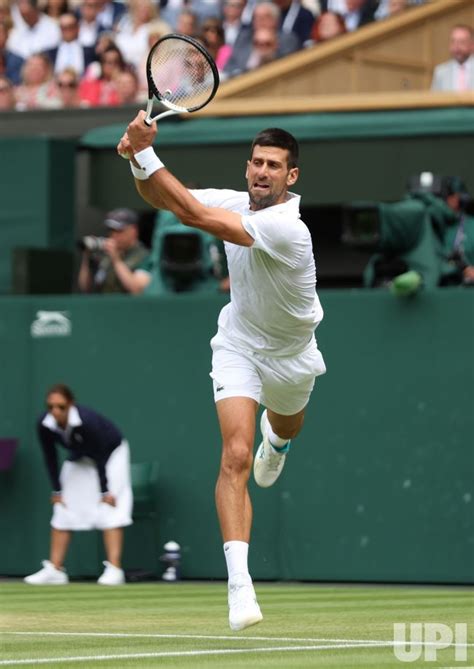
228, 574, 263, 631
24, 560, 69, 585
253, 411, 289, 488
97, 561, 125, 585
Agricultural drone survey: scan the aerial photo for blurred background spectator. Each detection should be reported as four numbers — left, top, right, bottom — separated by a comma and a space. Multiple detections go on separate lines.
40, 0, 70, 23
175, 8, 198, 37
342, 0, 377, 32
48, 65, 84, 107
8, 0, 60, 59
431, 24, 474, 92
200, 17, 232, 73
222, 0, 246, 47
246, 26, 280, 71
320, 0, 376, 32
115, 0, 159, 71
95, 0, 125, 32
83, 29, 115, 77
439, 176, 474, 286
15, 51, 55, 109
77, 0, 107, 49
46, 11, 95, 76
223, 1, 299, 79
0, 72, 16, 108
273, 0, 316, 47
115, 65, 140, 104
0, 0, 12, 23
79, 43, 124, 106
375, 0, 408, 21
375, 0, 428, 21
0, 16, 24, 83
309, 10, 346, 44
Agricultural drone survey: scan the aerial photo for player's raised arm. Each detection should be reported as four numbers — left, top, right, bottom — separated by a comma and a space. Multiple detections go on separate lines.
121, 112, 254, 247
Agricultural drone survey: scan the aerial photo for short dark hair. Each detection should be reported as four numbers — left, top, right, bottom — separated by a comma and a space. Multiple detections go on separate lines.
46, 384, 75, 403
251, 128, 299, 169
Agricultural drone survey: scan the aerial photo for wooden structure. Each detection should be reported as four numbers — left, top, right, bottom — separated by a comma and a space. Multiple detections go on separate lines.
195, 0, 474, 116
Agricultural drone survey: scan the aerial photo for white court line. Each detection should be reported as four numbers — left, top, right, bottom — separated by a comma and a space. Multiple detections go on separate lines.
0, 642, 395, 666
1, 634, 471, 666
4, 631, 383, 644
5, 632, 473, 647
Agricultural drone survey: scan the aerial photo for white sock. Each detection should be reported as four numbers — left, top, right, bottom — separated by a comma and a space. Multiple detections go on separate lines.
223, 541, 250, 581
263, 410, 288, 448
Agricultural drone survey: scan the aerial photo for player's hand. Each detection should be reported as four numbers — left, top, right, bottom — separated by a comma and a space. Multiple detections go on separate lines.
103, 238, 120, 262
51, 493, 64, 506
102, 493, 116, 507
463, 265, 474, 284
127, 111, 157, 153
117, 132, 134, 161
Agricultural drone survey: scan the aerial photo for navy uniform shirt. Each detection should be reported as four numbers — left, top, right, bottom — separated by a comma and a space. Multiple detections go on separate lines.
37, 405, 123, 493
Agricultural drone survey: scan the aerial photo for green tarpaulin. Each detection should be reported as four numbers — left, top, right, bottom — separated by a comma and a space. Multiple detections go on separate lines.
81, 107, 474, 148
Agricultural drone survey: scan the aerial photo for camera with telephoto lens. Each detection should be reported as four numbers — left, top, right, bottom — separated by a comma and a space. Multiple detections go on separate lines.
77, 236, 108, 252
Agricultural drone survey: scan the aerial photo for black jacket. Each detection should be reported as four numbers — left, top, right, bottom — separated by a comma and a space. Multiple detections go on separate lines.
37, 404, 123, 493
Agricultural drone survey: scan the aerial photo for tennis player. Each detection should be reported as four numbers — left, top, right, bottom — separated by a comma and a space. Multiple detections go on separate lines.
118, 115, 326, 630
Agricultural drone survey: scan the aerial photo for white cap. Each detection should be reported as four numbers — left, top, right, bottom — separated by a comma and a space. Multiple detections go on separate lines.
419, 172, 434, 188
164, 540, 181, 551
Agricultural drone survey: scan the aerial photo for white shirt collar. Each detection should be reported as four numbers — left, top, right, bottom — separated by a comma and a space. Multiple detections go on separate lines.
455, 57, 473, 71
42, 405, 82, 431
247, 191, 301, 215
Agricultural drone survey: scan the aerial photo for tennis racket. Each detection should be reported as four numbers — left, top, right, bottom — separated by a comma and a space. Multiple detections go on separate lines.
144, 33, 220, 125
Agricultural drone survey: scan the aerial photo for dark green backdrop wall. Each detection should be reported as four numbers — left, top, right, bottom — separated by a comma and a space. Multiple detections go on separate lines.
0, 289, 472, 583
0, 138, 75, 294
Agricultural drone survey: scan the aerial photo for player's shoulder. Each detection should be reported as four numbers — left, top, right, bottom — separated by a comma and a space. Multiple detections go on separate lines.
255, 195, 308, 233
191, 188, 248, 212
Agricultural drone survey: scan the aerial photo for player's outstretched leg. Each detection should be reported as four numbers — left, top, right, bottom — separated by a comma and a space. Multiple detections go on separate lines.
216, 397, 263, 630
253, 410, 291, 488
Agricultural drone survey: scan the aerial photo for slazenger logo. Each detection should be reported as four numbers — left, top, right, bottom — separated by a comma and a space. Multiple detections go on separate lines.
31, 311, 72, 338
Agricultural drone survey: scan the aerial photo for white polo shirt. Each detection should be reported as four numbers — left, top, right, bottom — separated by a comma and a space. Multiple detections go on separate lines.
7, 14, 60, 59
191, 188, 324, 357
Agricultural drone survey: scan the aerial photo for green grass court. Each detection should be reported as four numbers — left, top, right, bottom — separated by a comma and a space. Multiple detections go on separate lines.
1, 581, 472, 668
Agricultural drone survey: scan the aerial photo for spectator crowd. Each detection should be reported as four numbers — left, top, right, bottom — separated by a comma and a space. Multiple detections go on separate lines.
0, 0, 438, 111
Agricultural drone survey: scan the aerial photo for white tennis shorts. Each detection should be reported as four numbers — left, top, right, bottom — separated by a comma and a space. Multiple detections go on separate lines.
51, 440, 133, 531
210, 331, 326, 416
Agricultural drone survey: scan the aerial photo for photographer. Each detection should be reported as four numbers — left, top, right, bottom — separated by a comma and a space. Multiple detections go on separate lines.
78, 208, 151, 294
441, 177, 474, 286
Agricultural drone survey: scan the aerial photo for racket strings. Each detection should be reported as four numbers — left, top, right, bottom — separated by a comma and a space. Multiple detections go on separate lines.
149, 40, 216, 111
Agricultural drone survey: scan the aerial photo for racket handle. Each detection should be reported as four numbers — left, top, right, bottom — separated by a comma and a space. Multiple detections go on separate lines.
144, 98, 154, 126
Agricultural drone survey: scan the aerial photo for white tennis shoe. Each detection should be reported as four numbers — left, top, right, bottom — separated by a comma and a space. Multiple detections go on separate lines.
228, 574, 263, 631
24, 560, 69, 585
97, 561, 125, 585
253, 411, 289, 488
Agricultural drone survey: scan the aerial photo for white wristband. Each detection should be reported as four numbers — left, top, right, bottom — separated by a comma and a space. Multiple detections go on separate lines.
134, 147, 164, 178
130, 161, 148, 180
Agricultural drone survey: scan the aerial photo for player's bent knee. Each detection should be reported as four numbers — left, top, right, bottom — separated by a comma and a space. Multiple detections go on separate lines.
221, 439, 253, 476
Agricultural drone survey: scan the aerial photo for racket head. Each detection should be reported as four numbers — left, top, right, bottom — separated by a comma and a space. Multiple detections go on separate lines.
145, 34, 219, 119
